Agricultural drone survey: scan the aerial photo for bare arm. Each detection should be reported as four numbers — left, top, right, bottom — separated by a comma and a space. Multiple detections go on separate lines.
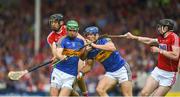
77, 33, 86, 42
124, 32, 158, 45
51, 42, 66, 60
90, 41, 116, 51
151, 46, 180, 60
79, 59, 95, 74
161, 46, 180, 60
49, 44, 57, 58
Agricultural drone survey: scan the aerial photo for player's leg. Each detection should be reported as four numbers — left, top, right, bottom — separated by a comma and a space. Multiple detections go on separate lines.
50, 87, 60, 97
120, 81, 133, 96
140, 76, 159, 96
118, 63, 133, 97
50, 68, 62, 96
70, 90, 80, 96
59, 70, 77, 96
152, 86, 171, 96
96, 75, 117, 96
152, 69, 176, 96
140, 67, 160, 96
59, 87, 72, 96
70, 78, 80, 96
77, 59, 88, 96
77, 77, 88, 96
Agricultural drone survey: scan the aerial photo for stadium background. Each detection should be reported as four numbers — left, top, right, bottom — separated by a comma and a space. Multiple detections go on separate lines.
0, 0, 179, 96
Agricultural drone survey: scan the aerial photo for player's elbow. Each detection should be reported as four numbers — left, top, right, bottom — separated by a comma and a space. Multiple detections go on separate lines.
171, 54, 179, 61
55, 54, 65, 60
174, 52, 180, 60
110, 47, 116, 51
173, 56, 179, 61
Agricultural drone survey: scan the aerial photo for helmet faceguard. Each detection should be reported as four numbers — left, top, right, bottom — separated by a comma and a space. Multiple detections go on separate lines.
49, 14, 64, 32
66, 20, 79, 39
84, 26, 99, 41
157, 19, 177, 36
84, 26, 99, 36
66, 20, 79, 31
157, 19, 176, 31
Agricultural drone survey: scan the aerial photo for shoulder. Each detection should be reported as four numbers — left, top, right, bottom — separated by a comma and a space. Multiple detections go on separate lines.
168, 32, 179, 46
76, 37, 84, 44
98, 34, 111, 41
167, 32, 179, 42
47, 32, 55, 44
62, 25, 66, 29
57, 35, 67, 44
47, 31, 55, 39
169, 32, 179, 39
60, 35, 68, 42
97, 37, 111, 43
60, 25, 67, 35
104, 37, 111, 41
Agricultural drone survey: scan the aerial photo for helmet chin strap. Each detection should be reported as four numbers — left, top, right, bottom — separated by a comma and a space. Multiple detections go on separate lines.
162, 31, 167, 37
161, 26, 168, 37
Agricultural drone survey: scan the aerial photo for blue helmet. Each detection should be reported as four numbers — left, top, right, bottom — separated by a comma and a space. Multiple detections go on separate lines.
84, 26, 99, 35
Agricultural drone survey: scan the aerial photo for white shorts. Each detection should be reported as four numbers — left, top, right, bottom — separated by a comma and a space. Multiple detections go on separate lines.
104, 63, 132, 84
151, 67, 177, 86
50, 68, 76, 89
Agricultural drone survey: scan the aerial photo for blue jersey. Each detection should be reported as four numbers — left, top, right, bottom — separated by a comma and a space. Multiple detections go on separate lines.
87, 37, 126, 72
54, 36, 84, 76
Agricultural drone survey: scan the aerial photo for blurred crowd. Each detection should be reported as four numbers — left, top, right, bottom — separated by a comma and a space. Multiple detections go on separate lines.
0, 0, 179, 96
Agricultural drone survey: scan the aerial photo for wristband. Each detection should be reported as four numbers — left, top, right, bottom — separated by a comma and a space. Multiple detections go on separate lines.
79, 71, 84, 77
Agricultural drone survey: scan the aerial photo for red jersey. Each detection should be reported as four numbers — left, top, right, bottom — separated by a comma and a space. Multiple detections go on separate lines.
157, 32, 179, 72
47, 25, 67, 72
47, 25, 67, 45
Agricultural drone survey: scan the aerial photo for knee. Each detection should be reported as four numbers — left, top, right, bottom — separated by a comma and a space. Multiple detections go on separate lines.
96, 87, 106, 95
121, 81, 133, 96
50, 88, 59, 96
140, 90, 150, 96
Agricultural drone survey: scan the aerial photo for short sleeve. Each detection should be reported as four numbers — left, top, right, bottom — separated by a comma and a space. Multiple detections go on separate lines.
98, 38, 112, 45
61, 25, 67, 36
80, 39, 84, 49
47, 32, 54, 45
171, 33, 179, 47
